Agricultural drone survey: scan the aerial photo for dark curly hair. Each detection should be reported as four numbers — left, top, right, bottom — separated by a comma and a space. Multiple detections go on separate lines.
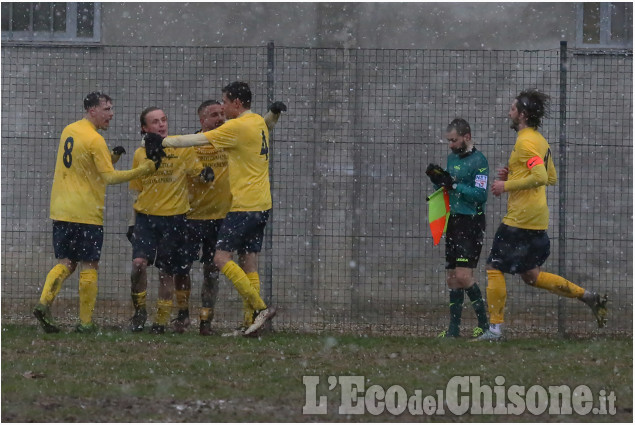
222, 81, 252, 108
515, 89, 550, 129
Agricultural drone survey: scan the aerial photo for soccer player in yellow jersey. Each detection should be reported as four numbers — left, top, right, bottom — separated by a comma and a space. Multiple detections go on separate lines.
162, 82, 278, 337
33, 92, 158, 333
475, 89, 608, 341
172, 100, 228, 335
128, 107, 212, 334
173, 99, 286, 335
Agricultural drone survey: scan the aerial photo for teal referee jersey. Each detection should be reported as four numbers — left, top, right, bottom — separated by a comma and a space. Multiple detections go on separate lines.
442, 147, 489, 216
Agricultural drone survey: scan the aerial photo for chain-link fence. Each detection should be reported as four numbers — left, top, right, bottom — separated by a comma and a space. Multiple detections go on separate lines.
1, 43, 632, 336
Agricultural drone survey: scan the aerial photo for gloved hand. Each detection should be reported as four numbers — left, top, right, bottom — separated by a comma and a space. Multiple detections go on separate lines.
143, 132, 166, 169
200, 166, 215, 182
112, 146, 126, 156
268, 101, 287, 114
126, 226, 134, 243
426, 163, 455, 189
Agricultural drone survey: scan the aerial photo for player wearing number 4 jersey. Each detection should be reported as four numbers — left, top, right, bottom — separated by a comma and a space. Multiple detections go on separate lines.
163, 81, 278, 337
172, 99, 286, 336
33, 92, 157, 334
474, 89, 608, 342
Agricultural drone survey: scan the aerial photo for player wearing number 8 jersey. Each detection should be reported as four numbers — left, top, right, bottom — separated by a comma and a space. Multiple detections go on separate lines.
33, 92, 157, 334
163, 81, 277, 337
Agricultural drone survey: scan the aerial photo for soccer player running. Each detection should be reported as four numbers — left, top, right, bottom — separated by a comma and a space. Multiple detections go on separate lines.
426, 119, 490, 338
162, 81, 278, 337
475, 89, 608, 341
173, 100, 286, 335
33, 92, 158, 333
128, 107, 212, 334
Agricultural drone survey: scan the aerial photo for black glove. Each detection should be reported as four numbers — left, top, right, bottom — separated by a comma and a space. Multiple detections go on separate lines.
268, 101, 287, 114
426, 163, 455, 189
112, 146, 126, 156
126, 225, 134, 244
143, 132, 166, 169
200, 166, 215, 182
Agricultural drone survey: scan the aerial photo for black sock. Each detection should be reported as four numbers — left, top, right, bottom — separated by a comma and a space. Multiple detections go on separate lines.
466, 283, 489, 330
448, 289, 464, 334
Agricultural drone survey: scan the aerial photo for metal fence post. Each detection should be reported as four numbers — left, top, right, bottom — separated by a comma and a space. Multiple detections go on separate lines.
265, 40, 275, 305
558, 40, 568, 337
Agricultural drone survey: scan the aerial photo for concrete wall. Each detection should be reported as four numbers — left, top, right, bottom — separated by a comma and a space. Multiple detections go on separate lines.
102, 2, 576, 49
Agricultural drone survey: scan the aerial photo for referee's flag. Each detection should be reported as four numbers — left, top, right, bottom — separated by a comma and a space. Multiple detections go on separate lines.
427, 187, 450, 246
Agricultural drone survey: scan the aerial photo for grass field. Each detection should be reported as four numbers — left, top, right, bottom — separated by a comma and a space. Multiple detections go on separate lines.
1, 324, 632, 422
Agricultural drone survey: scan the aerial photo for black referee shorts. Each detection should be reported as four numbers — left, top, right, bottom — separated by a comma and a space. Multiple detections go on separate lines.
445, 214, 486, 269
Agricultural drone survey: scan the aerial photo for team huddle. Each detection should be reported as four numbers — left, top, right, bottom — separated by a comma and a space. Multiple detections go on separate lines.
34, 82, 284, 337
33, 85, 607, 340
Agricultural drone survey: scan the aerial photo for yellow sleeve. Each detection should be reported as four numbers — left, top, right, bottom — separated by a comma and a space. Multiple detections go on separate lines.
504, 140, 548, 192
263, 111, 280, 131
203, 119, 239, 149
129, 148, 145, 192
101, 159, 155, 185
93, 138, 116, 174
162, 133, 208, 148
504, 165, 548, 191
546, 151, 558, 186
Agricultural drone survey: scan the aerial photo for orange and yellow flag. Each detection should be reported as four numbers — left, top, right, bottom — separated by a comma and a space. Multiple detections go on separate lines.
427, 187, 450, 246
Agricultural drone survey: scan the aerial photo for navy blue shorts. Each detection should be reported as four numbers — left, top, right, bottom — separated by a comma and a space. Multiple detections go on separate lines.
445, 214, 485, 269
53, 221, 103, 262
487, 223, 550, 274
216, 210, 269, 255
132, 213, 189, 275
184, 218, 223, 264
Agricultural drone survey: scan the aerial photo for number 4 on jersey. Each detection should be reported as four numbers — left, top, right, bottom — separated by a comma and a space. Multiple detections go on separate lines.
260, 130, 269, 160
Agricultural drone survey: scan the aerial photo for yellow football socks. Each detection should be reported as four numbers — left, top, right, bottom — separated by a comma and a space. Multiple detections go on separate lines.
221, 261, 267, 311
155, 299, 173, 326
486, 269, 507, 324
534, 271, 585, 299
131, 290, 147, 311
78, 269, 98, 325
39, 263, 71, 306
175, 289, 190, 311
199, 307, 213, 322
243, 272, 261, 326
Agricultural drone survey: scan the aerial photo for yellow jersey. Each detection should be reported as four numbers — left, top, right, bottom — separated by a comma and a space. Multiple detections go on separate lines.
49, 119, 116, 225
203, 111, 272, 212
503, 127, 557, 230
130, 144, 203, 216
186, 143, 231, 220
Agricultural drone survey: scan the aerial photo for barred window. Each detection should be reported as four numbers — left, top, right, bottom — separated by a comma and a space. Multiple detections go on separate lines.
1, 2, 100, 43
577, 2, 632, 48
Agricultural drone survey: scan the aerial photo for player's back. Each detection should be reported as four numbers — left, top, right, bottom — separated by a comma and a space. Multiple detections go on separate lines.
204, 111, 272, 212
49, 118, 113, 225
